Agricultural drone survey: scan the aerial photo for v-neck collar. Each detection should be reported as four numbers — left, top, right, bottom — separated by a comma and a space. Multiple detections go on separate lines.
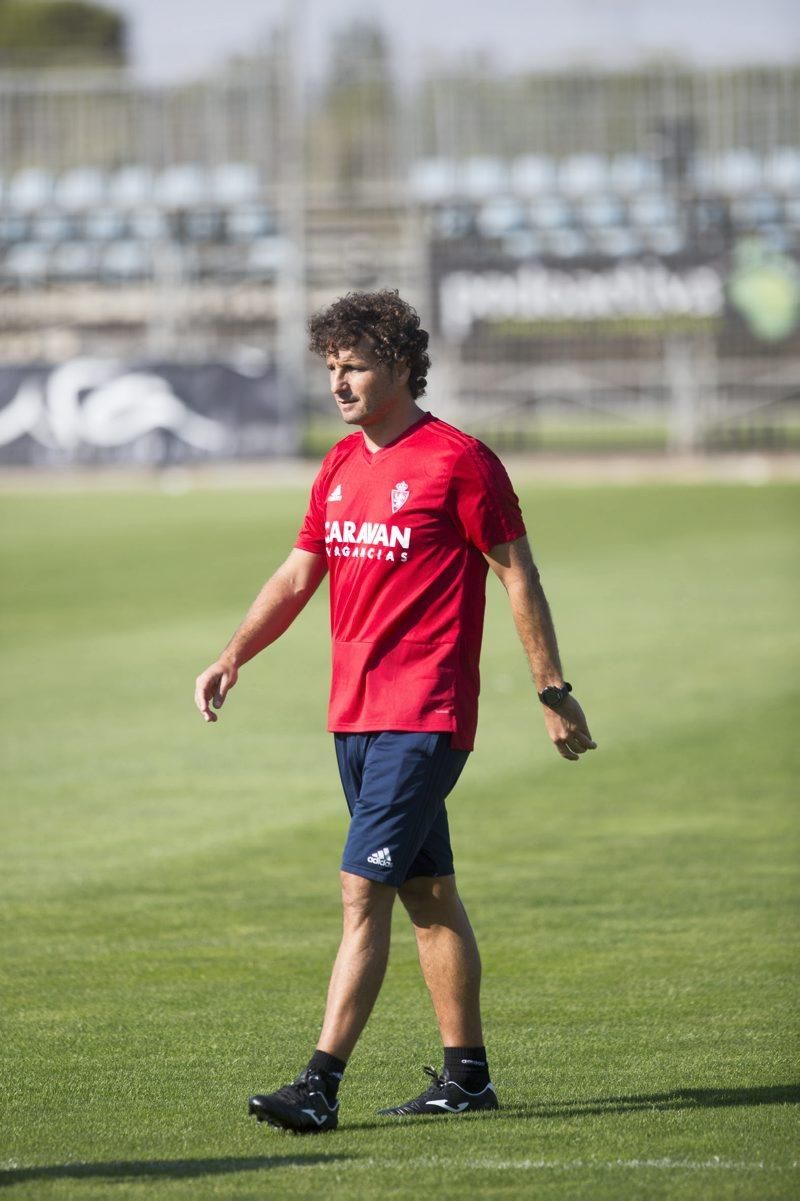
360, 411, 433, 462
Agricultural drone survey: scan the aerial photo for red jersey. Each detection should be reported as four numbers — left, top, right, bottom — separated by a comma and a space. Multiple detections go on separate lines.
295, 412, 526, 750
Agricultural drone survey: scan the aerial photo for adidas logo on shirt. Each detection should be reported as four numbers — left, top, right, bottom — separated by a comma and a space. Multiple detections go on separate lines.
367, 846, 393, 868
327, 484, 343, 502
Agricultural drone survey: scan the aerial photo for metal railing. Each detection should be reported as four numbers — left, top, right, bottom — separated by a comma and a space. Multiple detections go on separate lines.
0, 54, 798, 462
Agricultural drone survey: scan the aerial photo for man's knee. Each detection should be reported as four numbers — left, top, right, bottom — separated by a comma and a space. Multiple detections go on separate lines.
399, 873, 458, 927
340, 869, 396, 928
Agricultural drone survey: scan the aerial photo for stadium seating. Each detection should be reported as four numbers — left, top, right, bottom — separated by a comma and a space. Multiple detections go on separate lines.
181, 208, 224, 242
154, 164, 209, 209
509, 155, 558, 197
628, 192, 679, 229
476, 196, 528, 238
8, 168, 54, 212
128, 208, 169, 240
211, 162, 260, 206
541, 228, 590, 258
691, 150, 763, 195
578, 195, 626, 229
0, 147, 796, 286
108, 166, 154, 208
402, 145, 798, 263
557, 154, 610, 197
50, 240, 100, 280
640, 225, 686, 256
83, 208, 127, 241
0, 212, 28, 242
4, 241, 49, 283
731, 192, 783, 228
408, 158, 459, 203
764, 148, 800, 193
246, 236, 289, 277
590, 227, 642, 258
784, 195, 800, 227
100, 239, 152, 281
0, 160, 273, 283
460, 158, 510, 201
608, 154, 661, 195
500, 230, 544, 259
30, 210, 75, 243
226, 204, 276, 242
54, 168, 107, 211
528, 196, 573, 230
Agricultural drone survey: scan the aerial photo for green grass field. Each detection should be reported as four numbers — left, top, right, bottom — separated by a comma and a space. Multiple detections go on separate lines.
1, 479, 798, 1200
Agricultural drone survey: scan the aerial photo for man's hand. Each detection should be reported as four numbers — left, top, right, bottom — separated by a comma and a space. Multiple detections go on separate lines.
194, 659, 238, 723
192, 549, 326, 727
541, 694, 597, 762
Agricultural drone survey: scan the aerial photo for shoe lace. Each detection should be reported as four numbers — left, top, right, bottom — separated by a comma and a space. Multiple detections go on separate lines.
422, 1065, 446, 1092
272, 1068, 316, 1105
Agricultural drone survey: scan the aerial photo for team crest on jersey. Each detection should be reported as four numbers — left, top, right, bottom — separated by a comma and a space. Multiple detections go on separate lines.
391, 481, 410, 514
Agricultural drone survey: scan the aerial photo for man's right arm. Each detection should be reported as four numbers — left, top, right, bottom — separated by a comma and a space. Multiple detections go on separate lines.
194, 547, 327, 723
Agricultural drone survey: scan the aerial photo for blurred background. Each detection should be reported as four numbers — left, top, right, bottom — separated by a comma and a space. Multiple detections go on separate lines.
0, 0, 799, 468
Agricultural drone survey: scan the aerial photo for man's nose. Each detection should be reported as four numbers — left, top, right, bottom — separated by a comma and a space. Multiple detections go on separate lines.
331, 371, 348, 394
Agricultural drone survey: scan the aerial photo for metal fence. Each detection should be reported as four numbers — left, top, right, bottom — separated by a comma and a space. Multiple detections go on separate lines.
1, 50, 798, 464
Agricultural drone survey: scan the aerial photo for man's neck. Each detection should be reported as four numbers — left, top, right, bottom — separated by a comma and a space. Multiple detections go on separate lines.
360, 404, 425, 453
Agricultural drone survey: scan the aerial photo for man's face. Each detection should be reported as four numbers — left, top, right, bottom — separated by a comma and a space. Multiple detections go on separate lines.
326, 338, 409, 429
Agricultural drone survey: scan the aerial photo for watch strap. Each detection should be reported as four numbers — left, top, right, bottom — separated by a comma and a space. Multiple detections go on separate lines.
538, 681, 572, 709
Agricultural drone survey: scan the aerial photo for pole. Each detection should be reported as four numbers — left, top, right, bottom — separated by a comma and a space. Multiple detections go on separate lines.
273, 0, 307, 456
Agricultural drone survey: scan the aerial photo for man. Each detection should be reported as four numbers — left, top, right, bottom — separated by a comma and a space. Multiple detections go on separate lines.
194, 289, 595, 1134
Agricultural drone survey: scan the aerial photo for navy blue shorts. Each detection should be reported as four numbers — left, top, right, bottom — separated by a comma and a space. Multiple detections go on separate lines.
334, 732, 470, 888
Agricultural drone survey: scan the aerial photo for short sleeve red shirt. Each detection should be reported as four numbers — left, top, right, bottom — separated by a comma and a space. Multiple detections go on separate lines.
295, 412, 526, 749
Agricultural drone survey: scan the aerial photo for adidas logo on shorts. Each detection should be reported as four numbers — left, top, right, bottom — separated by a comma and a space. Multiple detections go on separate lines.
367, 846, 393, 868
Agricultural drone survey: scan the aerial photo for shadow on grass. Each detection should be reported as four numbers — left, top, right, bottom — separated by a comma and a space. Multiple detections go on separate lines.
501, 1083, 800, 1120
8, 1088, 795, 1164
0, 1154, 347, 1188
338, 1083, 800, 1131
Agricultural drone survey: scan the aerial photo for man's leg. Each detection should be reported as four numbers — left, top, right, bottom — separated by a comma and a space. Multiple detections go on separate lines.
375, 872, 498, 1116
317, 870, 397, 1060
251, 732, 473, 1131
398, 873, 483, 1045
249, 870, 396, 1133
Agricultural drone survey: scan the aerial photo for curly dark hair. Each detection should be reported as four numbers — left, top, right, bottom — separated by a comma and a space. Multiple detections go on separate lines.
308, 289, 431, 399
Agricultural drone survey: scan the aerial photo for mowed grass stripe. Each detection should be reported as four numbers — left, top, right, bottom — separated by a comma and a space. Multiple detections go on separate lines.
1, 483, 797, 1201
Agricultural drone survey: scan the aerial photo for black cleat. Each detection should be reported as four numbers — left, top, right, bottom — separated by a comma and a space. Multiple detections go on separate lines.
248, 1068, 340, 1134
378, 1065, 499, 1117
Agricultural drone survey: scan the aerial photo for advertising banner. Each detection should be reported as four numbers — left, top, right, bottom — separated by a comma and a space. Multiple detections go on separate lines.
431, 239, 800, 356
0, 359, 290, 466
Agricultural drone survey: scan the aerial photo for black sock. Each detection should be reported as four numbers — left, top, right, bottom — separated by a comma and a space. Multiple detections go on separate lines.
443, 1045, 490, 1091
307, 1050, 347, 1099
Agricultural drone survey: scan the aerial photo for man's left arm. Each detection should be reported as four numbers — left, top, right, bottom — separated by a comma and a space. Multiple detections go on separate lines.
485, 535, 597, 762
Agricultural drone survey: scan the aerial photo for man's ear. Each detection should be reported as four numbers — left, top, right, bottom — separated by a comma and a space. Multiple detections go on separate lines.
394, 359, 411, 386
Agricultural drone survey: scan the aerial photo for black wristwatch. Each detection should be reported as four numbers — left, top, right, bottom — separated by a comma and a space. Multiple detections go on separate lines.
538, 681, 572, 709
